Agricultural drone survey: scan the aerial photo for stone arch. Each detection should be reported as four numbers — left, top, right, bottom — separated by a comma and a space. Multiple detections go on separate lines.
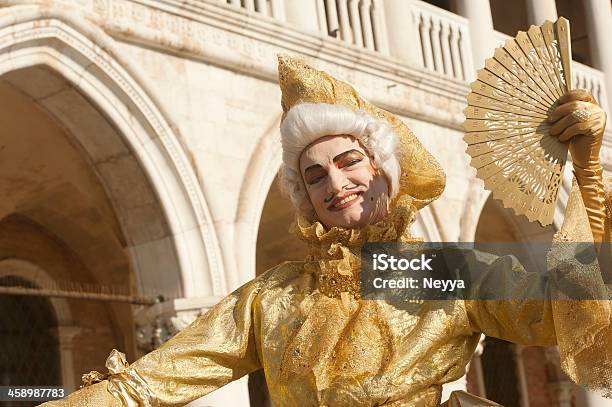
0, 258, 73, 325
234, 114, 284, 282
0, 4, 225, 297
459, 167, 575, 242
458, 178, 491, 242
0, 258, 77, 389
412, 205, 445, 242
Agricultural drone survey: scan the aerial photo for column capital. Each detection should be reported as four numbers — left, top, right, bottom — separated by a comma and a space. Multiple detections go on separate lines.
512, 343, 526, 357
54, 325, 82, 392
134, 296, 222, 352
53, 325, 81, 349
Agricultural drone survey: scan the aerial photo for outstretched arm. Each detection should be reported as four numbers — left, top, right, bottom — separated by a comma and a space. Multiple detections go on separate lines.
41, 275, 266, 406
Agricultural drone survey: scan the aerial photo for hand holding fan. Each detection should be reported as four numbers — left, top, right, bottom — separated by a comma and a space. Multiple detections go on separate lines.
463, 18, 573, 226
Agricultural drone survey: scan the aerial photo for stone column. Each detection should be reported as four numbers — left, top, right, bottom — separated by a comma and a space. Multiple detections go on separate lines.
337, 0, 351, 42
360, 0, 375, 50
283, 0, 320, 32
583, 0, 612, 115
270, 0, 286, 21
525, 0, 557, 25
454, 0, 496, 72
544, 347, 573, 407
513, 345, 531, 407
348, 0, 364, 46
472, 335, 487, 397
56, 326, 81, 392
382, 0, 420, 64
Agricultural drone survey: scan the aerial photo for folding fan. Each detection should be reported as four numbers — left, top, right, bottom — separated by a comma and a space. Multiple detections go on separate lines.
463, 18, 573, 226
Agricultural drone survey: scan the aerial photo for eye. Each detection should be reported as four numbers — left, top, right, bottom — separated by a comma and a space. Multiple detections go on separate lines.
344, 158, 363, 167
307, 174, 326, 185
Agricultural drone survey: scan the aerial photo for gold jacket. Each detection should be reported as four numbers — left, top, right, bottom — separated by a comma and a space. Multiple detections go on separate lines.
42, 189, 612, 407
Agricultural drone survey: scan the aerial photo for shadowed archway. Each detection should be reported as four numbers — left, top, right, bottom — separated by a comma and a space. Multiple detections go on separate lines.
0, 4, 225, 298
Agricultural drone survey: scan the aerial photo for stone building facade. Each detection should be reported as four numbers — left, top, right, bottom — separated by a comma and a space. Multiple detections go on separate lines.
0, 0, 610, 406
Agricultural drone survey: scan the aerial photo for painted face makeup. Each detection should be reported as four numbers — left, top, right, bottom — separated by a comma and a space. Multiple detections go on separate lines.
299, 135, 390, 229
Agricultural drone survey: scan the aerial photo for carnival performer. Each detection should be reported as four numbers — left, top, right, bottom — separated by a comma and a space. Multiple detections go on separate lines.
41, 56, 612, 407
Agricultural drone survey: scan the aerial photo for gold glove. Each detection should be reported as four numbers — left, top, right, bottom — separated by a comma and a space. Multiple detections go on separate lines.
549, 89, 607, 244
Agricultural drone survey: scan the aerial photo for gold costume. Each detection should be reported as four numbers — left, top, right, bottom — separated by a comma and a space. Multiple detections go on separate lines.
41, 58, 612, 407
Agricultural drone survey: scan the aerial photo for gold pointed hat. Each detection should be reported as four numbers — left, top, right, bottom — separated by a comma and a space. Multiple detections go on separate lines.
278, 55, 446, 210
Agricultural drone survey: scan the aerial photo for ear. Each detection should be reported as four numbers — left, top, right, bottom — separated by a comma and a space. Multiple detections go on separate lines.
371, 163, 392, 197
368, 156, 380, 172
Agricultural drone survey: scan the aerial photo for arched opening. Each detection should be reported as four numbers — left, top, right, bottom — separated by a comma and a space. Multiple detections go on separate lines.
487, 0, 595, 68
555, 0, 592, 65
255, 178, 308, 276
474, 195, 556, 270
489, 0, 529, 37
248, 177, 307, 407
0, 276, 60, 407
0, 7, 224, 300
466, 195, 558, 406
0, 6, 223, 392
0, 66, 180, 300
479, 337, 520, 407
0, 77, 137, 384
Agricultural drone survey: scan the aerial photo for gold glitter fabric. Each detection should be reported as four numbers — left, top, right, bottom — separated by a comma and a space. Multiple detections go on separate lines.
40, 381, 121, 407
547, 182, 612, 398
278, 55, 446, 210
604, 177, 612, 245
551, 180, 612, 397
41, 195, 612, 406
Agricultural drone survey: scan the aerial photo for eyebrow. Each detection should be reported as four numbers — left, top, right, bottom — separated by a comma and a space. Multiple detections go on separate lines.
304, 149, 365, 174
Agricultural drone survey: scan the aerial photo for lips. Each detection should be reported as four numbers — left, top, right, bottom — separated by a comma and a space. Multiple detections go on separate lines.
328, 191, 363, 211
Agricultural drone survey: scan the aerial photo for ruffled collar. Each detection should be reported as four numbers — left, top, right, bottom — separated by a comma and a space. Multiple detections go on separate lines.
291, 197, 421, 299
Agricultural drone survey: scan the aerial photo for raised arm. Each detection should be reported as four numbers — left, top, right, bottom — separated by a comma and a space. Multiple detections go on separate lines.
41, 275, 266, 406
465, 179, 612, 398
549, 89, 607, 244
463, 88, 609, 345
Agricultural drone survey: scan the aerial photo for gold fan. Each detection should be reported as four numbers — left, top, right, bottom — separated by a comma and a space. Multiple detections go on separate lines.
463, 18, 573, 226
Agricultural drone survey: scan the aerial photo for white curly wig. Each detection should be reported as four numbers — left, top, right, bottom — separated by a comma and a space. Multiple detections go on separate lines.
279, 103, 401, 213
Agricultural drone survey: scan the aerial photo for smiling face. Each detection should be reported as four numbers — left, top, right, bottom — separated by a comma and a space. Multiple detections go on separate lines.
299, 135, 390, 229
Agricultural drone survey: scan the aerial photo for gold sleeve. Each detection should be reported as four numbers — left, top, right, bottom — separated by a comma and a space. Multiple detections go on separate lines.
466, 181, 612, 398
463, 256, 557, 347
573, 164, 606, 244
567, 96, 607, 245
38, 381, 122, 407
40, 275, 265, 407
130, 276, 264, 406
545, 181, 612, 397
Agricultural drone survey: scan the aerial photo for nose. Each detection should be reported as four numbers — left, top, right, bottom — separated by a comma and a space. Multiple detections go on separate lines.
327, 166, 348, 195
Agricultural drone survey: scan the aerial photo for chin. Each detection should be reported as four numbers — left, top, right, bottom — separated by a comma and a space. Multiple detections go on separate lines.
325, 211, 371, 229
